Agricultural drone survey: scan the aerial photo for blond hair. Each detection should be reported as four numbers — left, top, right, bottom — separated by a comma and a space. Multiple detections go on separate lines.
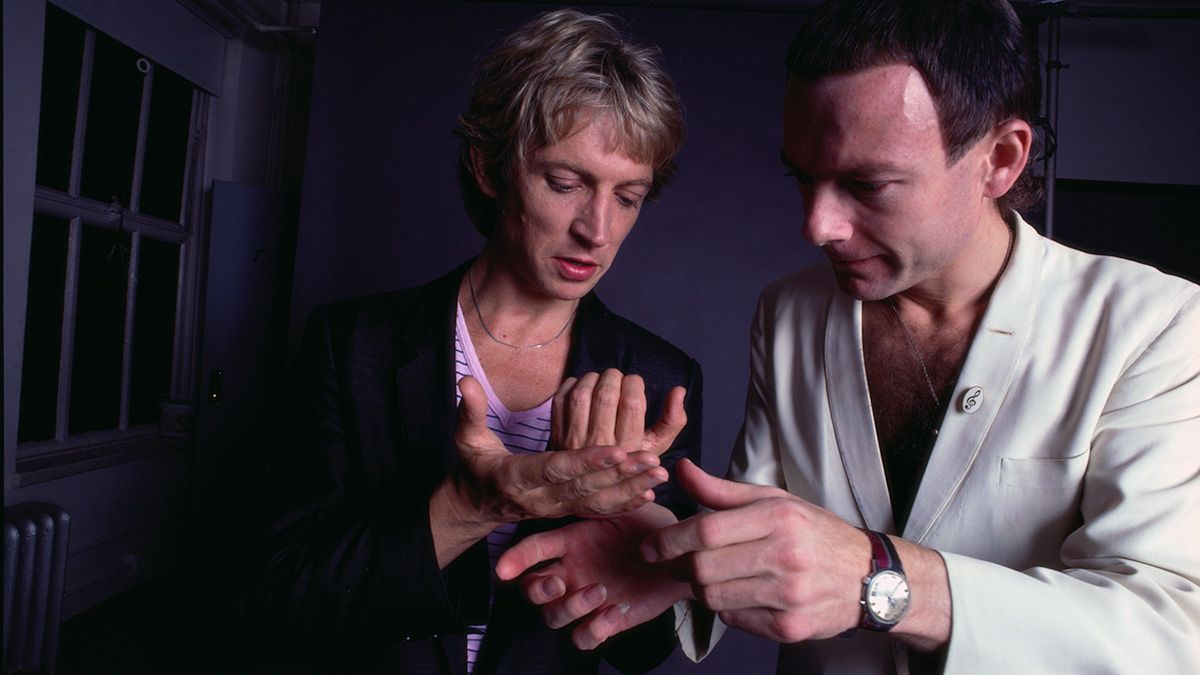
456, 9, 685, 236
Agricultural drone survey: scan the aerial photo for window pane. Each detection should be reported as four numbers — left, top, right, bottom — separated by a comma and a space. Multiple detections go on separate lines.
69, 224, 130, 434
18, 214, 71, 443
139, 67, 192, 221
79, 32, 141, 207
35, 5, 85, 191
129, 237, 180, 425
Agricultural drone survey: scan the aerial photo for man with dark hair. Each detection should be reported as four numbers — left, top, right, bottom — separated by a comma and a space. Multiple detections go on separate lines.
498, 1, 1200, 672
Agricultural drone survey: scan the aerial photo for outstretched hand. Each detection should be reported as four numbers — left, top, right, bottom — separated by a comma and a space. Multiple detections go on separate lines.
551, 368, 688, 457
452, 375, 670, 522
496, 502, 689, 650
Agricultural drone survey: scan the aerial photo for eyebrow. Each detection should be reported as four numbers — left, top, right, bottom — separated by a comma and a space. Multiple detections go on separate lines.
541, 160, 653, 189
777, 148, 908, 177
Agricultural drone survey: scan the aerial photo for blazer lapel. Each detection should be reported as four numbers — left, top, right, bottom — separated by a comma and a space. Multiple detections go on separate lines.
565, 293, 619, 377
825, 289, 895, 532
391, 261, 492, 671
393, 278, 461, 488
904, 217, 1042, 543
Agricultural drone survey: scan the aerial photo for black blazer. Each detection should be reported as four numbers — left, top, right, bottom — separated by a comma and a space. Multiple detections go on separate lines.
253, 262, 702, 674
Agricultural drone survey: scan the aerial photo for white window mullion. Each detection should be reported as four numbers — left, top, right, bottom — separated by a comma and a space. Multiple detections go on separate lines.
129, 59, 154, 213
171, 91, 209, 399
177, 89, 200, 228
118, 231, 142, 430
171, 240, 189, 400
56, 217, 84, 441
67, 29, 96, 198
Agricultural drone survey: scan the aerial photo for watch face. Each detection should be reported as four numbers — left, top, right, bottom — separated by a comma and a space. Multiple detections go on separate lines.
866, 570, 911, 624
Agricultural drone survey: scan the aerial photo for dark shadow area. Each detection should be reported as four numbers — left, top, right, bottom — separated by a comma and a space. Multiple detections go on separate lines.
57, 573, 196, 674
1051, 179, 1199, 283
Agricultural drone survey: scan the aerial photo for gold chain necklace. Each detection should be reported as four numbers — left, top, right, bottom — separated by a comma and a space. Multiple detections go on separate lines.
467, 265, 576, 350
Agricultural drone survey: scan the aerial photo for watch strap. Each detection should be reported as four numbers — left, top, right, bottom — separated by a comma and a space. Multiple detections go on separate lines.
859, 530, 905, 631
867, 530, 903, 575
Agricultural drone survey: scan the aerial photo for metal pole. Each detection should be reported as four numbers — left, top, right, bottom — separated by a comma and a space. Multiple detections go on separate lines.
1043, 14, 1063, 240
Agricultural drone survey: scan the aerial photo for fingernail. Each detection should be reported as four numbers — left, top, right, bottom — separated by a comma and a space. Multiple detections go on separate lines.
640, 542, 659, 563
543, 577, 565, 599
583, 584, 607, 605
603, 455, 621, 467
600, 602, 629, 628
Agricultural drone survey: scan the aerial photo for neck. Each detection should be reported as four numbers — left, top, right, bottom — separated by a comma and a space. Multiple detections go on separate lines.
895, 209, 1013, 324
462, 252, 579, 347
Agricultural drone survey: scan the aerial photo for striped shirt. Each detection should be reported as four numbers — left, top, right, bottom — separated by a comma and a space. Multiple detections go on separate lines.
454, 304, 552, 673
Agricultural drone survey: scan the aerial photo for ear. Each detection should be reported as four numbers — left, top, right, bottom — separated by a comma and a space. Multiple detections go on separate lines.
982, 119, 1033, 200
469, 146, 499, 199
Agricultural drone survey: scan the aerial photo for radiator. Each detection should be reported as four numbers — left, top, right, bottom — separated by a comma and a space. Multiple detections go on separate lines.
3, 503, 70, 675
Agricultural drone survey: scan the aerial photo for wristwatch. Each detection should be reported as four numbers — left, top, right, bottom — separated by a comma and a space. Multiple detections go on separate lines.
859, 530, 911, 631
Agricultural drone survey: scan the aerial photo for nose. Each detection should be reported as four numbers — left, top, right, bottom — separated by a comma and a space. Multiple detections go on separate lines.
801, 185, 853, 247
570, 192, 611, 248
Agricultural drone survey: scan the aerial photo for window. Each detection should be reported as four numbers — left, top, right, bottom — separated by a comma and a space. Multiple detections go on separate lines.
18, 5, 206, 462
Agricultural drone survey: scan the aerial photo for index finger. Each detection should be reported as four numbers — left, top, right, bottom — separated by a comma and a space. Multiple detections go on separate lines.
496, 529, 568, 581
641, 507, 772, 563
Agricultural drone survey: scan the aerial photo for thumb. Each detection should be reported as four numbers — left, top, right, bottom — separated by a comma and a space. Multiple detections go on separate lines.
456, 376, 494, 445
643, 386, 687, 455
677, 459, 768, 511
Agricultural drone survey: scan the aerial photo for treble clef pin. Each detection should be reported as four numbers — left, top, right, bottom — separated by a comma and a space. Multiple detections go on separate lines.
960, 386, 984, 414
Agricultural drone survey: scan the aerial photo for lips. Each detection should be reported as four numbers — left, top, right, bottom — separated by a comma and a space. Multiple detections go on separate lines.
555, 257, 600, 282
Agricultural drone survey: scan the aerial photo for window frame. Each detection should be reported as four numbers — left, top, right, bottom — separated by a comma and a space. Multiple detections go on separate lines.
16, 15, 209, 482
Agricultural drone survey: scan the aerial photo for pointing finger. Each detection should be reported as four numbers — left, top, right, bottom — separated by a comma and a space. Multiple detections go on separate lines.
496, 529, 568, 581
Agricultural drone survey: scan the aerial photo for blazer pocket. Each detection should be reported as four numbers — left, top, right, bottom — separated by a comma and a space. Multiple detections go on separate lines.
1000, 451, 1089, 489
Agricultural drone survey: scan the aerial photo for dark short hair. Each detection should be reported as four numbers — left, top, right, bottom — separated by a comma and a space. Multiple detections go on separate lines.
786, 0, 1042, 213
456, 9, 685, 237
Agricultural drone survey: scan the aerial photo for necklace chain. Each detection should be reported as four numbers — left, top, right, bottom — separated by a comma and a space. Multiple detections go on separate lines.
468, 265, 576, 351
887, 300, 941, 408
885, 223, 1015, 409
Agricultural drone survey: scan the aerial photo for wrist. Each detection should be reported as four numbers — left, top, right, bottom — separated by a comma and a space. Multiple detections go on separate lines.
857, 530, 911, 632
889, 539, 952, 650
429, 477, 502, 568
434, 473, 503, 531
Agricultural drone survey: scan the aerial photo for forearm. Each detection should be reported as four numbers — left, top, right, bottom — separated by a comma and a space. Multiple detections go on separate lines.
890, 537, 951, 651
429, 476, 503, 568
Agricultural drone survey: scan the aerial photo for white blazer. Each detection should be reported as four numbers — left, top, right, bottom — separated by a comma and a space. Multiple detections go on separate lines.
716, 215, 1200, 673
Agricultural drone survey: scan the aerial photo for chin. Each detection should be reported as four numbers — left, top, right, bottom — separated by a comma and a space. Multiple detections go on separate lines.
834, 273, 896, 301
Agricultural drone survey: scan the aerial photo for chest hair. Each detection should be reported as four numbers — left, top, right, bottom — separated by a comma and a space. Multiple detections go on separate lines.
861, 303, 975, 452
